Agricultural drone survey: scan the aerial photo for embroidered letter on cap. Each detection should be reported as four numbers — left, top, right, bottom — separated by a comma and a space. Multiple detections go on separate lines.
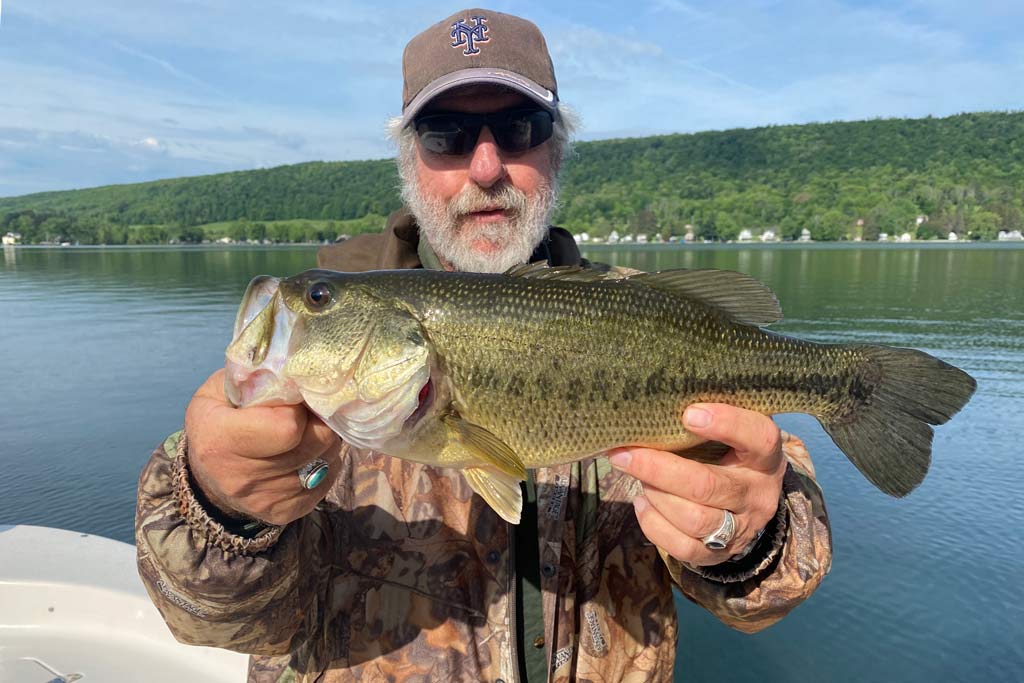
450, 16, 489, 56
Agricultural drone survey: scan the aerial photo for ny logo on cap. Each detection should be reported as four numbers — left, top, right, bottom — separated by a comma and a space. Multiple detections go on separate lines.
450, 16, 489, 56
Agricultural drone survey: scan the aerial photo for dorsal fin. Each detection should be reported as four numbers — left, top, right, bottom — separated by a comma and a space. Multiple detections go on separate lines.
631, 269, 783, 325
504, 263, 608, 282
506, 264, 783, 326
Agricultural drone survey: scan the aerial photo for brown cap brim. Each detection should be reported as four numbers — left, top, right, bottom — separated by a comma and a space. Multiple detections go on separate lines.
400, 67, 558, 127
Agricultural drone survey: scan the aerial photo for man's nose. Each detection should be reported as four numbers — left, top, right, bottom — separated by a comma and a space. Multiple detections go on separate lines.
467, 126, 507, 188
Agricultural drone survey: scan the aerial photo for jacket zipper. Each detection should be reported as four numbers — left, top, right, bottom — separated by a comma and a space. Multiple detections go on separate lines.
507, 519, 521, 683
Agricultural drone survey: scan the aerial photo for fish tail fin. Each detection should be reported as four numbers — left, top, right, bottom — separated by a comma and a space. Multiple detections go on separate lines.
820, 345, 976, 497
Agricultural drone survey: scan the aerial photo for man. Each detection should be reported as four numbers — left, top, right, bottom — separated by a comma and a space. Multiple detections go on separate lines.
136, 8, 831, 682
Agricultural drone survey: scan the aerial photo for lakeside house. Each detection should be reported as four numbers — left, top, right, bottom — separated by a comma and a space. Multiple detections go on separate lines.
998, 230, 1024, 241
799, 228, 812, 242
2, 232, 21, 245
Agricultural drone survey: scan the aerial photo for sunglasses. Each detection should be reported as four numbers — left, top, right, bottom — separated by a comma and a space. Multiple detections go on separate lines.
413, 108, 555, 156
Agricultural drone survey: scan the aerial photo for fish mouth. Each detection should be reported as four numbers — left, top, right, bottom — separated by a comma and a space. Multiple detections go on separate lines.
224, 275, 303, 407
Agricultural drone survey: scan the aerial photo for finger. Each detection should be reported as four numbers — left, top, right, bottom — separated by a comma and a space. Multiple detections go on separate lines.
191, 399, 311, 459
258, 437, 344, 523
188, 369, 311, 458
642, 484, 742, 542
226, 438, 343, 521
683, 404, 782, 472
273, 417, 342, 471
609, 447, 747, 511
632, 495, 726, 567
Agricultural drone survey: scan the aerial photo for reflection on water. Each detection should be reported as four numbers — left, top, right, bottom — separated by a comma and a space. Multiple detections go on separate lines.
1, 244, 1022, 683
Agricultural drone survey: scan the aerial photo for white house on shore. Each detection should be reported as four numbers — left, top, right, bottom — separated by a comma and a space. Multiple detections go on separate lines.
998, 230, 1023, 241
798, 228, 812, 242
737, 229, 753, 242
761, 229, 777, 242
2, 232, 21, 245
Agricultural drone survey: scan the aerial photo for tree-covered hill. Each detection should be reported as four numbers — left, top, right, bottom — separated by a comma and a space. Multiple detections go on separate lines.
3, 111, 1022, 244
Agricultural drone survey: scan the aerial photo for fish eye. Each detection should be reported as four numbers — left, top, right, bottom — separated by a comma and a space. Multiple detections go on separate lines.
305, 281, 333, 309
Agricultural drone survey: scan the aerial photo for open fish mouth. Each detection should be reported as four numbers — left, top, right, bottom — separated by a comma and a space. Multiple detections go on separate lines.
224, 275, 303, 407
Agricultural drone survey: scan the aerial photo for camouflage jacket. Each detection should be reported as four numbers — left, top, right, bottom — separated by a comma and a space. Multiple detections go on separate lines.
136, 213, 832, 682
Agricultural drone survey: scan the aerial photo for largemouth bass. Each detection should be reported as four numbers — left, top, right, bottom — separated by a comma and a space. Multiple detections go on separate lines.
225, 265, 976, 523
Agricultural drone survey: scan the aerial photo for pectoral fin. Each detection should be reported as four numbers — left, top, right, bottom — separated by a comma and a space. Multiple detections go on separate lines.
464, 467, 524, 524
437, 416, 526, 523
444, 415, 527, 479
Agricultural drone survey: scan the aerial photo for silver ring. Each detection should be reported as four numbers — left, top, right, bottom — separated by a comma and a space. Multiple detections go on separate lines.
702, 509, 736, 550
297, 458, 329, 490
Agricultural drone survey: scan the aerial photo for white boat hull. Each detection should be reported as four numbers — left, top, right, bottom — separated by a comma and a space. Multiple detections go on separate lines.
0, 525, 248, 682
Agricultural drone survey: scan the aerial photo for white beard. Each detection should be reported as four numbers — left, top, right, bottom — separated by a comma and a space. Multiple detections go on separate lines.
402, 175, 558, 274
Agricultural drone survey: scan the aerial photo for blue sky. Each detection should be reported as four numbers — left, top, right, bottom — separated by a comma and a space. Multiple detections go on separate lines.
1, 0, 1021, 197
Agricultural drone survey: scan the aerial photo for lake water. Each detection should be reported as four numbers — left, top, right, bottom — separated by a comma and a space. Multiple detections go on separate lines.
1, 243, 1021, 682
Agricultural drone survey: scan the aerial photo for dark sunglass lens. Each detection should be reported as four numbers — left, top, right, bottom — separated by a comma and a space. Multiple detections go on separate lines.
493, 110, 554, 153
415, 116, 481, 155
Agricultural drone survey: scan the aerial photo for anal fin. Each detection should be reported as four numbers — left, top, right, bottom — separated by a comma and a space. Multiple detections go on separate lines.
464, 467, 524, 524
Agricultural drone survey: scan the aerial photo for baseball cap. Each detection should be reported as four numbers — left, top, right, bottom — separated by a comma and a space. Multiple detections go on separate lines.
400, 8, 559, 127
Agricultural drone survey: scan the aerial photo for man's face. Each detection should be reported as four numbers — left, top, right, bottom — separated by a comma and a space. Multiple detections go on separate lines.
403, 88, 558, 273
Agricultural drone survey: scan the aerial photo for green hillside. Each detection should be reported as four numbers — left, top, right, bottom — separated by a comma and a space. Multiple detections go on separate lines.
3, 111, 1023, 243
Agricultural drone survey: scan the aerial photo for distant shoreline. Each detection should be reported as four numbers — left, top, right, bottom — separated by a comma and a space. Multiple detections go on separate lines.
6, 240, 1023, 251
582, 240, 1024, 249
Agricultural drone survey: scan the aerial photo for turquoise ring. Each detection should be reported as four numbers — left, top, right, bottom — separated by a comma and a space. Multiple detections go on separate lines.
298, 458, 330, 490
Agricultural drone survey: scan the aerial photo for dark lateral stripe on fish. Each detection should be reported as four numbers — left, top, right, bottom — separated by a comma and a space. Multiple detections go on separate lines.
468, 363, 875, 410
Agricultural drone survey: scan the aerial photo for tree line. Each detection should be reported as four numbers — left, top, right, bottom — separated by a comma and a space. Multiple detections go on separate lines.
2, 111, 1022, 244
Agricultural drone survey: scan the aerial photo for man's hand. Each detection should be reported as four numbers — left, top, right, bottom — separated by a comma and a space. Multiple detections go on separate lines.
608, 403, 786, 567
184, 369, 343, 526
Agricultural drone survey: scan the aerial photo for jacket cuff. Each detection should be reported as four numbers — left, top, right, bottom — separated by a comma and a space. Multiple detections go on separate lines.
171, 432, 283, 555
684, 485, 790, 584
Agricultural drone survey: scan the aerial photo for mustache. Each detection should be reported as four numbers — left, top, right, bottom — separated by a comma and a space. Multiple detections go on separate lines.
447, 181, 528, 219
